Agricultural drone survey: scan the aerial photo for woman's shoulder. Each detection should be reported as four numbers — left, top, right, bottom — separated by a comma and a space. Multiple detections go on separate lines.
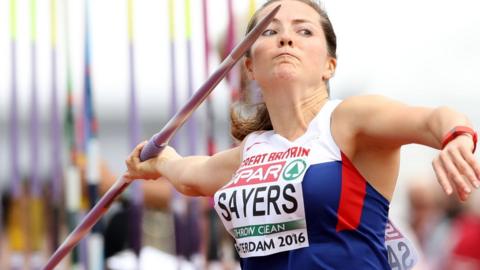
331, 94, 397, 141
333, 94, 398, 120
336, 94, 392, 109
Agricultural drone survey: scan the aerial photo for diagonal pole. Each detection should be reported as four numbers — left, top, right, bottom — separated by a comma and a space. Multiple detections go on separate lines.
42, 6, 281, 269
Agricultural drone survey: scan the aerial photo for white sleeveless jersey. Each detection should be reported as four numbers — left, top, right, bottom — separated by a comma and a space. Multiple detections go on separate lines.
214, 99, 418, 269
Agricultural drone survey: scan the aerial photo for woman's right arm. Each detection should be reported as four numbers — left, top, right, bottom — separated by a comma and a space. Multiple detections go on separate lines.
125, 141, 244, 197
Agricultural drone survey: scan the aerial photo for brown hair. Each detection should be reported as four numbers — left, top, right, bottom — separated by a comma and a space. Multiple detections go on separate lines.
231, 0, 337, 141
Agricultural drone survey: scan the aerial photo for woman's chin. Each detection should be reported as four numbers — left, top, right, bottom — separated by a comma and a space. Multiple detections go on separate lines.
273, 71, 298, 82
270, 65, 298, 80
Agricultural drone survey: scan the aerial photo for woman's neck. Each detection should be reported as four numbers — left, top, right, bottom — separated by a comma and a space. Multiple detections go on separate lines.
262, 83, 329, 141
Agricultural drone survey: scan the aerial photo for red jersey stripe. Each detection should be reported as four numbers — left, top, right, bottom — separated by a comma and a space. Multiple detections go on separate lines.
336, 152, 367, 231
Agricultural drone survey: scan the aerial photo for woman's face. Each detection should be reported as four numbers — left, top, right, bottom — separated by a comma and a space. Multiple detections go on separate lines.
245, 0, 335, 89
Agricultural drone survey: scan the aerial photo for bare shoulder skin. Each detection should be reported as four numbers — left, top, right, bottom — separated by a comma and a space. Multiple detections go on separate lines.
331, 95, 479, 201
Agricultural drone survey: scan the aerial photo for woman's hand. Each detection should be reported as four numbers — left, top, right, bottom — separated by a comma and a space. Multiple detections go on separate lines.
432, 134, 480, 201
123, 141, 181, 182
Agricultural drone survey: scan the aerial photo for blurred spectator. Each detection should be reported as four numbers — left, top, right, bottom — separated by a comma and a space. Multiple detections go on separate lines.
442, 197, 480, 269
407, 176, 480, 270
407, 179, 442, 252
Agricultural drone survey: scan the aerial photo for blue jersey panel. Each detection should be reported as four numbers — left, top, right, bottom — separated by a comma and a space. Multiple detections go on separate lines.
240, 161, 390, 270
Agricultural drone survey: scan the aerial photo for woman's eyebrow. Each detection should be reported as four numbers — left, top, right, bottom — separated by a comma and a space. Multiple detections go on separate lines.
271, 18, 317, 25
292, 19, 316, 25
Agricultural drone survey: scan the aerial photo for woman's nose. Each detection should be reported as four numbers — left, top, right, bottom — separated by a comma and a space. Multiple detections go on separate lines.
279, 39, 293, 47
278, 30, 294, 47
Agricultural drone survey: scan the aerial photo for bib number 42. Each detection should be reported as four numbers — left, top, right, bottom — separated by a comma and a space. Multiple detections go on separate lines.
387, 241, 415, 270
385, 221, 418, 270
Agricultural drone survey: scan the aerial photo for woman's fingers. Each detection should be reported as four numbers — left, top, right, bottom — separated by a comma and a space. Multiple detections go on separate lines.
436, 152, 468, 202
432, 157, 452, 195
440, 150, 471, 195
450, 147, 479, 189
460, 146, 480, 184
125, 140, 151, 181
432, 157, 453, 195
132, 141, 148, 160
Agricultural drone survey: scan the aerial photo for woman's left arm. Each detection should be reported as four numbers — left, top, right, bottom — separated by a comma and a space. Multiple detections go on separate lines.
336, 95, 479, 201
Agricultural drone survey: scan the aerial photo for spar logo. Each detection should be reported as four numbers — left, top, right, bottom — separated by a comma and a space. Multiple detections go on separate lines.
224, 161, 286, 189
282, 159, 307, 181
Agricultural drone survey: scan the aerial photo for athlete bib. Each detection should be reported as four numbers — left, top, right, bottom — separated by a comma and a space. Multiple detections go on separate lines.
214, 145, 312, 258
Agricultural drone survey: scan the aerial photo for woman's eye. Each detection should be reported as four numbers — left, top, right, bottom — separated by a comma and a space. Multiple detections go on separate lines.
299, 29, 312, 36
262, 29, 277, 36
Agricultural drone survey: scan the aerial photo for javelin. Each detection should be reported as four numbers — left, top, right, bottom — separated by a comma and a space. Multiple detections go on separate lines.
42, 5, 280, 269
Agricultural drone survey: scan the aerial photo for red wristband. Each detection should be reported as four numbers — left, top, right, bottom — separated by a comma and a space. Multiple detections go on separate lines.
441, 126, 478, 153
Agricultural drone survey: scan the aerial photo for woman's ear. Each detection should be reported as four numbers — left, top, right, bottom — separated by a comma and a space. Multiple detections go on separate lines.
244, 57, 255, 81
322, 57, 337, 80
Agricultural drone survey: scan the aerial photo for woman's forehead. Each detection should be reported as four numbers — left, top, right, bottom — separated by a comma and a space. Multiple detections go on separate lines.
259, 0, 321, 22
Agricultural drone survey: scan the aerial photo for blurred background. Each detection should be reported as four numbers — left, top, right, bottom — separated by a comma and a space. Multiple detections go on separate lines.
0, 0, 479, 269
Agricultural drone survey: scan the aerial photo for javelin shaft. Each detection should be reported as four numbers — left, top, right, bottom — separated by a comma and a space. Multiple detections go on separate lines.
42, 5, 280, 269
43, 178, 129, 270
140, 5, 279, 161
